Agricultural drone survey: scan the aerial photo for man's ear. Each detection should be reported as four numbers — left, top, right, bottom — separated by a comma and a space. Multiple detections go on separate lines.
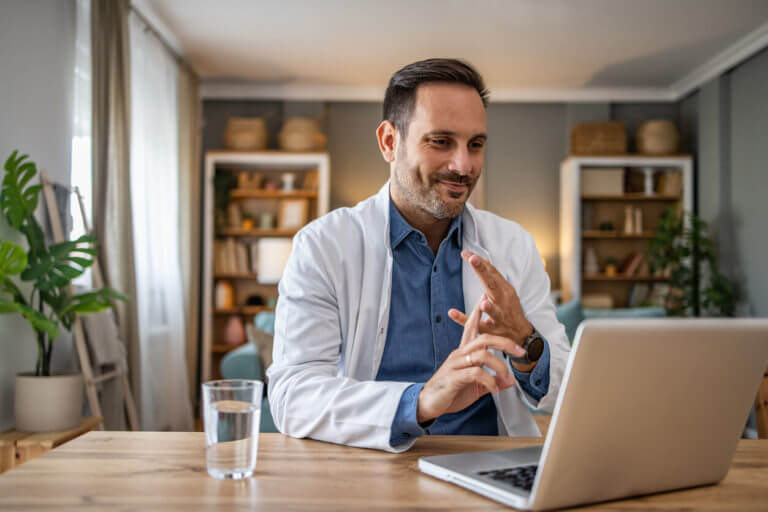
376, 120, 397, 163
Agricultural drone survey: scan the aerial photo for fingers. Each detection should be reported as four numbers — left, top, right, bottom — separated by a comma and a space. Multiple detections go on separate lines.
454, 347, 510, 378
448, 308, 468, 326
457, 366, 499, 395
459, 298, 483, 347
480, 296, 504, 322
463, 333, 526, 359
461, 250, 508, 302
449, 308, 498, 336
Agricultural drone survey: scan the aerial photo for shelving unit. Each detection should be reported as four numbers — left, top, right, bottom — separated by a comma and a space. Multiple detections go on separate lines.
201, 150, 330, 382
559, 155, 693, 307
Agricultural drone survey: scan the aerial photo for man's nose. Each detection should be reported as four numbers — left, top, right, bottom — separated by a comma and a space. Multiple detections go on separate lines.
450, 146, 474, 173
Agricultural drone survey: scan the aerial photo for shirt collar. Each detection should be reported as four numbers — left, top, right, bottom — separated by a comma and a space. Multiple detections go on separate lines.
389, 196, 463, 249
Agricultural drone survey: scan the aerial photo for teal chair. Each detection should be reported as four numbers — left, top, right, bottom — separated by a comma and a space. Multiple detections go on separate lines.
220, 344, 278, 434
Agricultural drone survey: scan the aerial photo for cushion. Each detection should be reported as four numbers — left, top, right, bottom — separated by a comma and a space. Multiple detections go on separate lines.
555, 300, 584, 344
220, 343, 264, 381
583, 306, 666, 319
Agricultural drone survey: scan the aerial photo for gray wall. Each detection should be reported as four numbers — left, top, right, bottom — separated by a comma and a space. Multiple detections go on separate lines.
485, 103, 567, 284
679, 47, 768, 317
729, 48, 768, 316
0, 0, 76, 430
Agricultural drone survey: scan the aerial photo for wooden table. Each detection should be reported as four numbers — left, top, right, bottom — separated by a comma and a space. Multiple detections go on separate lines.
0, 417, 102, 473
0, 432, 766, 511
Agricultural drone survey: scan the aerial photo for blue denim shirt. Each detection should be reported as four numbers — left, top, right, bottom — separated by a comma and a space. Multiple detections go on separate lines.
377, 199, 551, 448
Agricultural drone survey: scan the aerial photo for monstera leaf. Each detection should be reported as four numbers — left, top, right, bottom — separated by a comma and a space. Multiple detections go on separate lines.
61, 287, 127, 316
1, 151, 41, 229
21, 234, 96, 291
0, 240, 27, 278
0, 299, 59, 339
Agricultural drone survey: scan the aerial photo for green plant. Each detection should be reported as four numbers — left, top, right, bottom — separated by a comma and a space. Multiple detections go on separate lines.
604, 256, 619, 266
0, 151, 126, 376
646, 207, 735, 317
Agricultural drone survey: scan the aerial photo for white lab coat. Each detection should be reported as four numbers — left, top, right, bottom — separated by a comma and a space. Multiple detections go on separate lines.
267, 183, 570, 453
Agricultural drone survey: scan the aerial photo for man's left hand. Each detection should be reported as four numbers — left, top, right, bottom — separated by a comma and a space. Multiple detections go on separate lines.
448, 250, 536, 372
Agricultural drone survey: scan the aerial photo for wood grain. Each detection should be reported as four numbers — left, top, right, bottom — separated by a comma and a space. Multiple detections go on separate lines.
0, 431, 766, 510
0, 417, 102, 473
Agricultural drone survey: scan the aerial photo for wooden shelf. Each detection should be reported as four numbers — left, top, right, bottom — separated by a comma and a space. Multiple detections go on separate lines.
583, 274, 668, 282
214, 273, 259, 280
582, 230, 656, 239
230, 189, 318, 200
565, 154, 691, 161
215, 306, 274, 315
211, 343, 246, 353
207, 149, 329, 158
581, 193, 681, 201
217, 228, 299, 238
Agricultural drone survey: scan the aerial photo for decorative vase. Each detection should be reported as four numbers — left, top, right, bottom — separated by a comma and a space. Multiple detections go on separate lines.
636, 120, 679, 155
224, 117, 268, 151
215, 280, 235, 309
641, 167, 655, 195
281, 173, 296, 191
634, 208, 643, 234
15, 372, 83, 432
624, 206, 635, 234
278, 117, 327, 152
223, 316, 246, 346
605, 264, 618, 277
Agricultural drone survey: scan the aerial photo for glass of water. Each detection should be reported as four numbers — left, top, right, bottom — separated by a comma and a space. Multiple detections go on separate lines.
202, 379, 263, 480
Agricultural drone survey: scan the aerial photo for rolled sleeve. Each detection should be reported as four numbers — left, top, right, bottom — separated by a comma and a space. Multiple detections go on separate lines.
511, 338, 551, 401
389, 383, 433, 448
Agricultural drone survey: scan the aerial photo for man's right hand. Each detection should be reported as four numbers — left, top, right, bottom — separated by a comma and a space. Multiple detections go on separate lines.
416, 296, 525, 424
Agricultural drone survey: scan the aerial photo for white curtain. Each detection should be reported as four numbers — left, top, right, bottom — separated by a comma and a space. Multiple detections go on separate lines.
128, 12, 193, 431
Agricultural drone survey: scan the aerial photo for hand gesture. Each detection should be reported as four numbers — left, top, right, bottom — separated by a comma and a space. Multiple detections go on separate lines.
416, 297, 524, 423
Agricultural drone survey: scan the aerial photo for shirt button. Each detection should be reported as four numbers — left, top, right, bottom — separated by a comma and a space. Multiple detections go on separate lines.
433, 265, 437, 272
435, 314, 441, 323
535, 379, 542, 386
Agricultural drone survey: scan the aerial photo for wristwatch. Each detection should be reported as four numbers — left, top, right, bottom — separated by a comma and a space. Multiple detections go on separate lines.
506, 327, 545, 365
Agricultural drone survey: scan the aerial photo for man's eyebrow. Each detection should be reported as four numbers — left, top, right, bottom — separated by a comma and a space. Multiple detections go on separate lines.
423, 130, 488, 139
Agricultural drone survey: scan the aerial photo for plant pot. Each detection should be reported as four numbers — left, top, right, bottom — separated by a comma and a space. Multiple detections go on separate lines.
15, 372, 83, 432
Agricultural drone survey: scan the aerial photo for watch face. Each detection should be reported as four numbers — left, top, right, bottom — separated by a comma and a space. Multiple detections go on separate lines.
527, 336, 544, 362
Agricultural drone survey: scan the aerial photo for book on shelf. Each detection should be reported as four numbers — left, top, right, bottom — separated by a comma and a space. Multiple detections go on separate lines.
214, 237, 253, 275
620, 251, 644, 276
249, 242, 259, 274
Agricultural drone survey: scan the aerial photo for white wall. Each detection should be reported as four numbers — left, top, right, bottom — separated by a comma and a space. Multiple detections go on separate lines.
0, 0, 76, 430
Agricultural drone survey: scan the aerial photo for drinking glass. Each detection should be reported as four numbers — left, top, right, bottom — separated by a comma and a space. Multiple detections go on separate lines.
202, 379, 263, 480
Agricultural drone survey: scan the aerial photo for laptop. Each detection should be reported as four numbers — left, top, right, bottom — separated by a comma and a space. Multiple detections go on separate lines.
419, 318, 768, 510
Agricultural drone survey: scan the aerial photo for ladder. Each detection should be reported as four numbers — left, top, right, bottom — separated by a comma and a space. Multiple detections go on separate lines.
40, 172, 139, 431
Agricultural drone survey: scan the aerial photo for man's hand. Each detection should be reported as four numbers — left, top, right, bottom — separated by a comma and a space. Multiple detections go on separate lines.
416, 298, 525, 424
448, 250, 536, 372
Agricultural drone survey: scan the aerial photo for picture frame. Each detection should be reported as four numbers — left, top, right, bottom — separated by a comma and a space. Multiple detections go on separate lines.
278, 199, 309, 228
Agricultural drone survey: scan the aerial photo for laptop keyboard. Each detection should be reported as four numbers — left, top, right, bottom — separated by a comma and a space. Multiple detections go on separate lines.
477, 464, 538, 492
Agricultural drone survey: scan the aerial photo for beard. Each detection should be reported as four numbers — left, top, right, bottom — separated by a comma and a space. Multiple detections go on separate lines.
392, 153, 478, 220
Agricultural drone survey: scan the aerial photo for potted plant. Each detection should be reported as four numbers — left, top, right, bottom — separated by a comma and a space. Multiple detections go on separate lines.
0, 151, 126, 432
603, 257, 619, 277
646, 207, 735, 317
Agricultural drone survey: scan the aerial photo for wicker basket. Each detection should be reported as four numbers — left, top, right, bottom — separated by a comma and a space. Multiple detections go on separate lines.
570, 121, 627, 155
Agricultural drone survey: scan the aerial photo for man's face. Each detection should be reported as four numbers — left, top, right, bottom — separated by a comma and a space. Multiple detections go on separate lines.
391, 83, 487, 219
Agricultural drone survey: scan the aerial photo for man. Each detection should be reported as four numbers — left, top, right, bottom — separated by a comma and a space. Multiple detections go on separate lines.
267, 58, 570, 453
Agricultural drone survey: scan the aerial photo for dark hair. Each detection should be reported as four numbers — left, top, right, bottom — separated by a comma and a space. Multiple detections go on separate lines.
383, 58, 489, 135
